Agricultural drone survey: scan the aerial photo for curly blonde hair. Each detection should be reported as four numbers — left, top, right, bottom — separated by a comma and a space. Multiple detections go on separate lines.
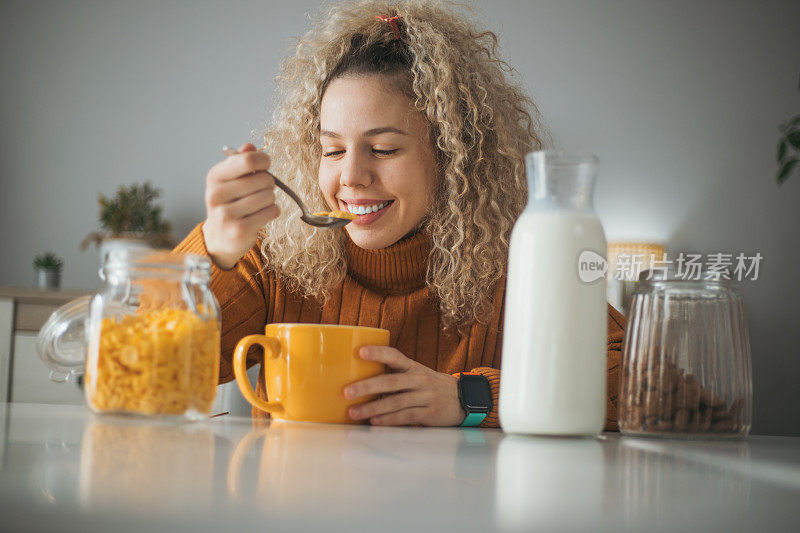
259, 0, 547, 327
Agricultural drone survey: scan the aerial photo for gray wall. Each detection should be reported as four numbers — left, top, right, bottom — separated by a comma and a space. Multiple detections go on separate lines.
1, 0, 798, 435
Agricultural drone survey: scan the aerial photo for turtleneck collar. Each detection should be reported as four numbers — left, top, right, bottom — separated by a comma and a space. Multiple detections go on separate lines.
345, 231, 432, 294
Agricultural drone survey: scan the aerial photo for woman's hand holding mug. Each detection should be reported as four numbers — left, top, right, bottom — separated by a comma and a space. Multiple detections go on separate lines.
202, 143, 280, 270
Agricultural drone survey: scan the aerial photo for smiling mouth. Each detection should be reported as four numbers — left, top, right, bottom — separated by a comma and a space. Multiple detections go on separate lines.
342, 200, 394, 216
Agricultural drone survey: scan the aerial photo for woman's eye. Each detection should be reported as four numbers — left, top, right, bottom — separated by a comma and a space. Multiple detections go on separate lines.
323, 148, 398, 157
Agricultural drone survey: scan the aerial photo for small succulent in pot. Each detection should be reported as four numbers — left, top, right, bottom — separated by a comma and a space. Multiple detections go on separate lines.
33, 251, 64, 290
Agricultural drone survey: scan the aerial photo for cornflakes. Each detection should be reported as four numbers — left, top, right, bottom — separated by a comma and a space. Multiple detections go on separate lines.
85, 308, 220, 416
313, 210, 357, 220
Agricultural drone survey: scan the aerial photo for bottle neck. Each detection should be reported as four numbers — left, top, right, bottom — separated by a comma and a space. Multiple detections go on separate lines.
527, 151, 598, 211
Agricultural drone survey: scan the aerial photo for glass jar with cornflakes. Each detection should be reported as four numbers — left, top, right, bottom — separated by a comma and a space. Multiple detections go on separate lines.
38, 249, 220, 420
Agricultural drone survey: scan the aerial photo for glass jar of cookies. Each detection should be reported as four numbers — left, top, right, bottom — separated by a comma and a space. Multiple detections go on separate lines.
38, 249, 220, 419
618, 268, 752, 438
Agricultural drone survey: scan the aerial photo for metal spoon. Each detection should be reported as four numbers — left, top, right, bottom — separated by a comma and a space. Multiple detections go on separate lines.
222, 146, 352, 229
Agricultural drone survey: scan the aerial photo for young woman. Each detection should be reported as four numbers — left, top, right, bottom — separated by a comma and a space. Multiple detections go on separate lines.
176, 0, 626, 428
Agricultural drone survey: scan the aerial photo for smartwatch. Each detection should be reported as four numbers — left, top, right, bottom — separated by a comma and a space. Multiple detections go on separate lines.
456, 372, 493, 427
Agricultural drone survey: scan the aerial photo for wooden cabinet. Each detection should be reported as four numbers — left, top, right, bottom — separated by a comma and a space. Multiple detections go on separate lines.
0, 287, 92, 404
11, 333, 84, 404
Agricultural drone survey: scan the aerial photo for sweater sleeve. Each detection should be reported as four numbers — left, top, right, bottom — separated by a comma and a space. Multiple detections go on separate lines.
467, 302, 626, 430
173, 223, 271, 384
604, 302, 626, 431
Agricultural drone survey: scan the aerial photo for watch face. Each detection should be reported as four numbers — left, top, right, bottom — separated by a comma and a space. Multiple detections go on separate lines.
461, 375, 492, 412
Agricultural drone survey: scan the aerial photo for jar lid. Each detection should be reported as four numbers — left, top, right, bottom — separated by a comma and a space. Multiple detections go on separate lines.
104, 248, 210, 271
38, 294, 136, 381
36, 295, 93, 381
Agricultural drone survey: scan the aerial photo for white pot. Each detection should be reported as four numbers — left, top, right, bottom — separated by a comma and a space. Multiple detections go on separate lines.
36, 268, 61, 290
98, 237, 153, 266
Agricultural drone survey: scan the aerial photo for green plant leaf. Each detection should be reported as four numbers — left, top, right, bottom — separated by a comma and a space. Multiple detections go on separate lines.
778, 139, 787, 162
788, 130, 800, 149
777, 157, 798, 185
781, 115, 800, 132
94, 181, 170, 237
33, 251, 63, 269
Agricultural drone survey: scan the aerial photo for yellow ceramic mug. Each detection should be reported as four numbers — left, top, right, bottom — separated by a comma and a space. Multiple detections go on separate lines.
233, 323, 389, 424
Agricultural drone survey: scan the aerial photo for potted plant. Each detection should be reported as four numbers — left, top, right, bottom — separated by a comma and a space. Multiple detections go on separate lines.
33, 251, 64, 290
80, 182, 175, 261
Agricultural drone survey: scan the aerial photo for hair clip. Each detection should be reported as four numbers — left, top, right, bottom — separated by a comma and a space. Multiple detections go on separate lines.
375, 15, 402, 41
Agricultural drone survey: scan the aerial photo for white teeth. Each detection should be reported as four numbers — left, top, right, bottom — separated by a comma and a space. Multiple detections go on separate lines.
347, 202, 388, 215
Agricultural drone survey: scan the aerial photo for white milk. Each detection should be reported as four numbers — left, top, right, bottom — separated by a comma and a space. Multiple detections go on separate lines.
500, 209, 607, 435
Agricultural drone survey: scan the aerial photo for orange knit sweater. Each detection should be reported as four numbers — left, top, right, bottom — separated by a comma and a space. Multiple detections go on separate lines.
176, 223, 626, 429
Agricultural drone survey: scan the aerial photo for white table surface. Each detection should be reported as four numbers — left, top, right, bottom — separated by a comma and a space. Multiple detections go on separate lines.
1, 403, 798, 533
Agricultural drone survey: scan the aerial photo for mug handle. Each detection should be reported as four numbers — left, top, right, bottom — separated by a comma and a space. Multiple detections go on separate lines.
226, 426, 269, 498
233, 334, 285, 415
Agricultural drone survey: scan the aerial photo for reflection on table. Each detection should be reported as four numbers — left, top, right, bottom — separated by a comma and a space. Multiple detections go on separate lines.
616, 437, 752, 530
79, 418, 217, 509
495, 436, 606, 531
228, 420, 495, 515
0, 404, 797, 533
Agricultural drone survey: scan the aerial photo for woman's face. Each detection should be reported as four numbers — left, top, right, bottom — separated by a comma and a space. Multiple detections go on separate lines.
318, 74, 437, 250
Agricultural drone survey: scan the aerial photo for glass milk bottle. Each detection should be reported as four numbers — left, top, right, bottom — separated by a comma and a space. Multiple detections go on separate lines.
500, 151, 608, 436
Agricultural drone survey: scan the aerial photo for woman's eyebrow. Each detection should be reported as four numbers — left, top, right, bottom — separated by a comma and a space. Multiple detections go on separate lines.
363, 127, 408, 137
320, 127, 408, 138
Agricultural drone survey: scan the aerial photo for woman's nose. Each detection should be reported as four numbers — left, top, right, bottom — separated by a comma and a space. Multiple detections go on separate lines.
339, 152, 372, 188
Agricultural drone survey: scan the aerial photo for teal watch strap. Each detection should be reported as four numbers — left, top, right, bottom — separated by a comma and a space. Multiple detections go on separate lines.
460, 412, 487, 427
456, 372, 492, 428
